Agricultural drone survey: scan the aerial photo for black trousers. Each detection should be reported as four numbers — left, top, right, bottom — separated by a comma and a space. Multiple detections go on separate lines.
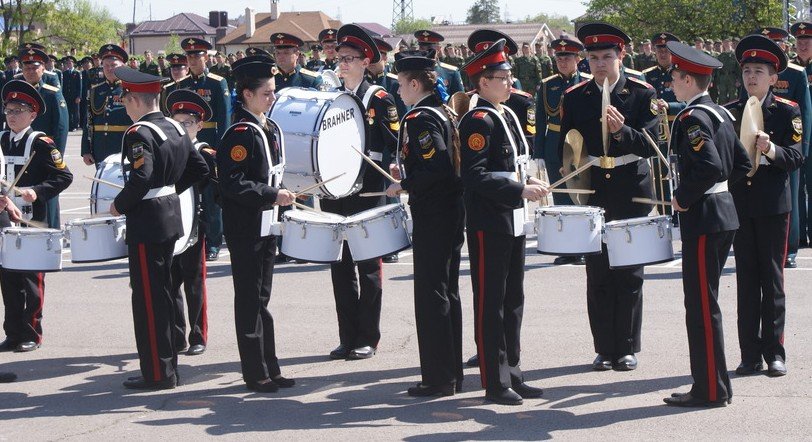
201, 184, 223, 253
734, 213, 789, 363
467, 230, 525, 392
0, 270, 44, 344
67, 98, 80, 130
800, 160, 812, 245
682, 231, 734, 402
412, 202, 464, 387
330, 242, 383, 349
228, 235, 281, 383
128, 241, 177, 382
171, 236, 208, 347
585, 245, 644, 355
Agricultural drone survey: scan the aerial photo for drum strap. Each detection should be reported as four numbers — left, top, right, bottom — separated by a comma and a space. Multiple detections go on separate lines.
3, 130, 45, 183
361, 85, 385, 109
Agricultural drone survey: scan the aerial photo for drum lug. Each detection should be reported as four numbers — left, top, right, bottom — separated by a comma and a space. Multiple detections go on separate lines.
361, 221, 369, 239
625, 228, 632, 243
47, 236, 53, 251
390, 214, 399, 230
557, 214, 563, 232
15, 233, 21, 249
333, 227, 340, 241
83, 225, 89, 241
301, 224, 307, 239
589, 218, 596, 231
658, 223, 665, 238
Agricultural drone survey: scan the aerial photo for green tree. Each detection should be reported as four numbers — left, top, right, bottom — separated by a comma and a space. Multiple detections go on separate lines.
163, 34, 182, 55
46, 0, 121, 55
393, 17, 434, 35
525, 12, 573, 32
0, 0, 53, 54
584, 0, 782, 41
466, 0, 500, 25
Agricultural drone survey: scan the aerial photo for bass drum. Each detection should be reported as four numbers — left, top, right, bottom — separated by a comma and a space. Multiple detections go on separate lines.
270, 87, 366, 199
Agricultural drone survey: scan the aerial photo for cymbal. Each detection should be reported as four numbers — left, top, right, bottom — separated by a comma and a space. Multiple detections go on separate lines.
740, 95, 763, 177
562, 129, 591, 204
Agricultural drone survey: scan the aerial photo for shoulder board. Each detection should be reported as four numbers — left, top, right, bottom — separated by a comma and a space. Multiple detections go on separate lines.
438, 62, 459, 72
722, 99, 742, 108
405, 111, 422, 120
386, 72, 398, 81
581, 73, 593, 79
42, 83, 59, 92
162, 82, 175, 90
565, 80, 589, 94
13, 73, 22, 79
679, 110, 694, 121
37, 135, 55, 145
374, 89, 389, 99
90, 82, 104, 90
627, 76, 653, 89
786, 62, 804, 71
625, 68, 644, 76
206, 72, 224, 81
300, 68, 318, 77
126, 125, 143, 135
511, 88, 532, 98
541, 74, 559, 83
642, 66, 657, 74
774, 96, 799, 107
472, 110, 488, 119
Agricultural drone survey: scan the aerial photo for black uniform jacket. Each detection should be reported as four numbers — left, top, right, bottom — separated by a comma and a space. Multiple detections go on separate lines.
725, 92, 805, 218
398, 94, 462, 213
458, 97, 524, 235
114, 111, 209, 244
321, 80, 399, 216
672, 94, 751, 238
559, 74, 659, 221
1, 128, 73, 222
217, 106, 282, 239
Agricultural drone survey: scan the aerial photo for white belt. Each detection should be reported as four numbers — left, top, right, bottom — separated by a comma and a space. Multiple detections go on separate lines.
142, 185, 176, 200
587, 154, 644, 169
368, 151, 383, 162
492, 171, 520, 182
705, 181, 728, 194
5, 156, 29, 165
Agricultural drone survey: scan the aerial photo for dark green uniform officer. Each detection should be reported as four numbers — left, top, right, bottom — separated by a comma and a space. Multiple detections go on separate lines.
535, 38, 589, 205
209, 52, 233, 93
633, 40, 657, 71
305, 44, 327, 72
716, 38, 739, 104
319, 28, 339, 72
139, 51, 162, 77
17, 43, 60, 88
270, 33, 323, 91
81, 45, 131, 166
415, 30, 464, 99
513, 42, 542, 93
790, 22, 812, 249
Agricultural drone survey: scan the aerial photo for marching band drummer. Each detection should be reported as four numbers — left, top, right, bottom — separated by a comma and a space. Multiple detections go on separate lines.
109, 67, 209, 390
560, 23, 659, 372
321, 24, 399, 361
385, 49, 465, 397
217, 55, 296, 393
724, 35, 804, 378
166, 89, 218, 356
458, 39, 548, 406
0, 80, 73, 353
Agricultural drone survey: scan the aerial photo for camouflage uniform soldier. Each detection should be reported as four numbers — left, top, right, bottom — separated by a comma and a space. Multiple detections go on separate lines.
715, 37, 739, 104
633, 39, 657, 70
513, 42, 542, 93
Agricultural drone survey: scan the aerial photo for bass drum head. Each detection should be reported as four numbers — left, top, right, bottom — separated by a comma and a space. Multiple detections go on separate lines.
316, 92, 365, 198
91, 154, 128, 215
173, 187, 199, 256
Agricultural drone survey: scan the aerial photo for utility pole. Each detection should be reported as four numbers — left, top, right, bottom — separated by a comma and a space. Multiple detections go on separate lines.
391, 0, 414, 30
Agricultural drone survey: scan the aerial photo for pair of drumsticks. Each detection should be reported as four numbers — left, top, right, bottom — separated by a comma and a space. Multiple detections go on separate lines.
1, 152, 49, 228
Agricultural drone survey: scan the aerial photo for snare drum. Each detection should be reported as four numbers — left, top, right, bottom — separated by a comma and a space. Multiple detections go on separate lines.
66, 216, 127, 263
281, 210, 345, 263
0, 227, 63, 272
343, 204, 411, 261
90, 154, 126, 215
604, 215, 674, 269
270, 88, 366, 199
535, 205, 604, 256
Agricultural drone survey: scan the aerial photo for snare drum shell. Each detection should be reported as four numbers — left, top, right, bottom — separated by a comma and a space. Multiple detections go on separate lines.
0, 228, 64, 272
344, 204, 412, 262
67, 217, 127, 263
280, 211, 345, 263
604, 216, 675, 269
535, 206, 604, 256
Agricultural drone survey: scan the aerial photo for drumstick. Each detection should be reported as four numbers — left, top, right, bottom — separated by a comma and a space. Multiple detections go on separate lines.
359, 191, 406, 197
294, 172, 346, 196
9, 150, 35, 191
290, 201, 335, 218
0, 179, 23, 196
642, 129, 671, 172
551, 189, 595, 194
17, 218, 47, 228
350, 145, 400, 184
632, 196, 671, 206
84, 175, 124, 190
549, 156, 600, 189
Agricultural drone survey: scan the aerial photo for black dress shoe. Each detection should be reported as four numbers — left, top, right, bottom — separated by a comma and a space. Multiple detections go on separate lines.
455, 380, 463, 392
553, 255, 583, 265
407, 382, 455, 397
382, 254, 399, 263
123, 376, 176, 390
664, 392, 729, 407
785, 256, 797, 268
206, 250, 220, 261
485, 387, 523, 405
465, 354, 479, 367
768, 360, 787, 377
347, 346, 376, 360
15, 341, 39, 352
512, 382, 543, 398
329, 344, 350, 360
275, 254, 290, 264
187, 344, 206, 356
176, 343, 188, 353
271, 375, 295, 388
735, 361, 763, 375
613, 354, 638, 371
0, 339, 17, 352
592, 354, 613, 371
246, 379, 279, 393
0, 372, 17, 383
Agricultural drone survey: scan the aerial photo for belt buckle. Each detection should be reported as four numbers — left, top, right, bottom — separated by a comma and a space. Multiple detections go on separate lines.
600, 156, 615, 169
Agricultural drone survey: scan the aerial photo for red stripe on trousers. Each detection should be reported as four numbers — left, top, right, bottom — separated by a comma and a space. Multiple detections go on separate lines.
697, 235, 717, 402
200, 238, 208, 342
31, 273, 44, 343
139, 243, 162, 381
780, 213, 790, 345
475, 231, 487, 388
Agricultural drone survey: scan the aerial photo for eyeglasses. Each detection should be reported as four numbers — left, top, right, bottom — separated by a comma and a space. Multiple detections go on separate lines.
485, 74, 513, 83
338, 55, 363, 64
178, 120, 198, 128
3, 108, 31, 116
